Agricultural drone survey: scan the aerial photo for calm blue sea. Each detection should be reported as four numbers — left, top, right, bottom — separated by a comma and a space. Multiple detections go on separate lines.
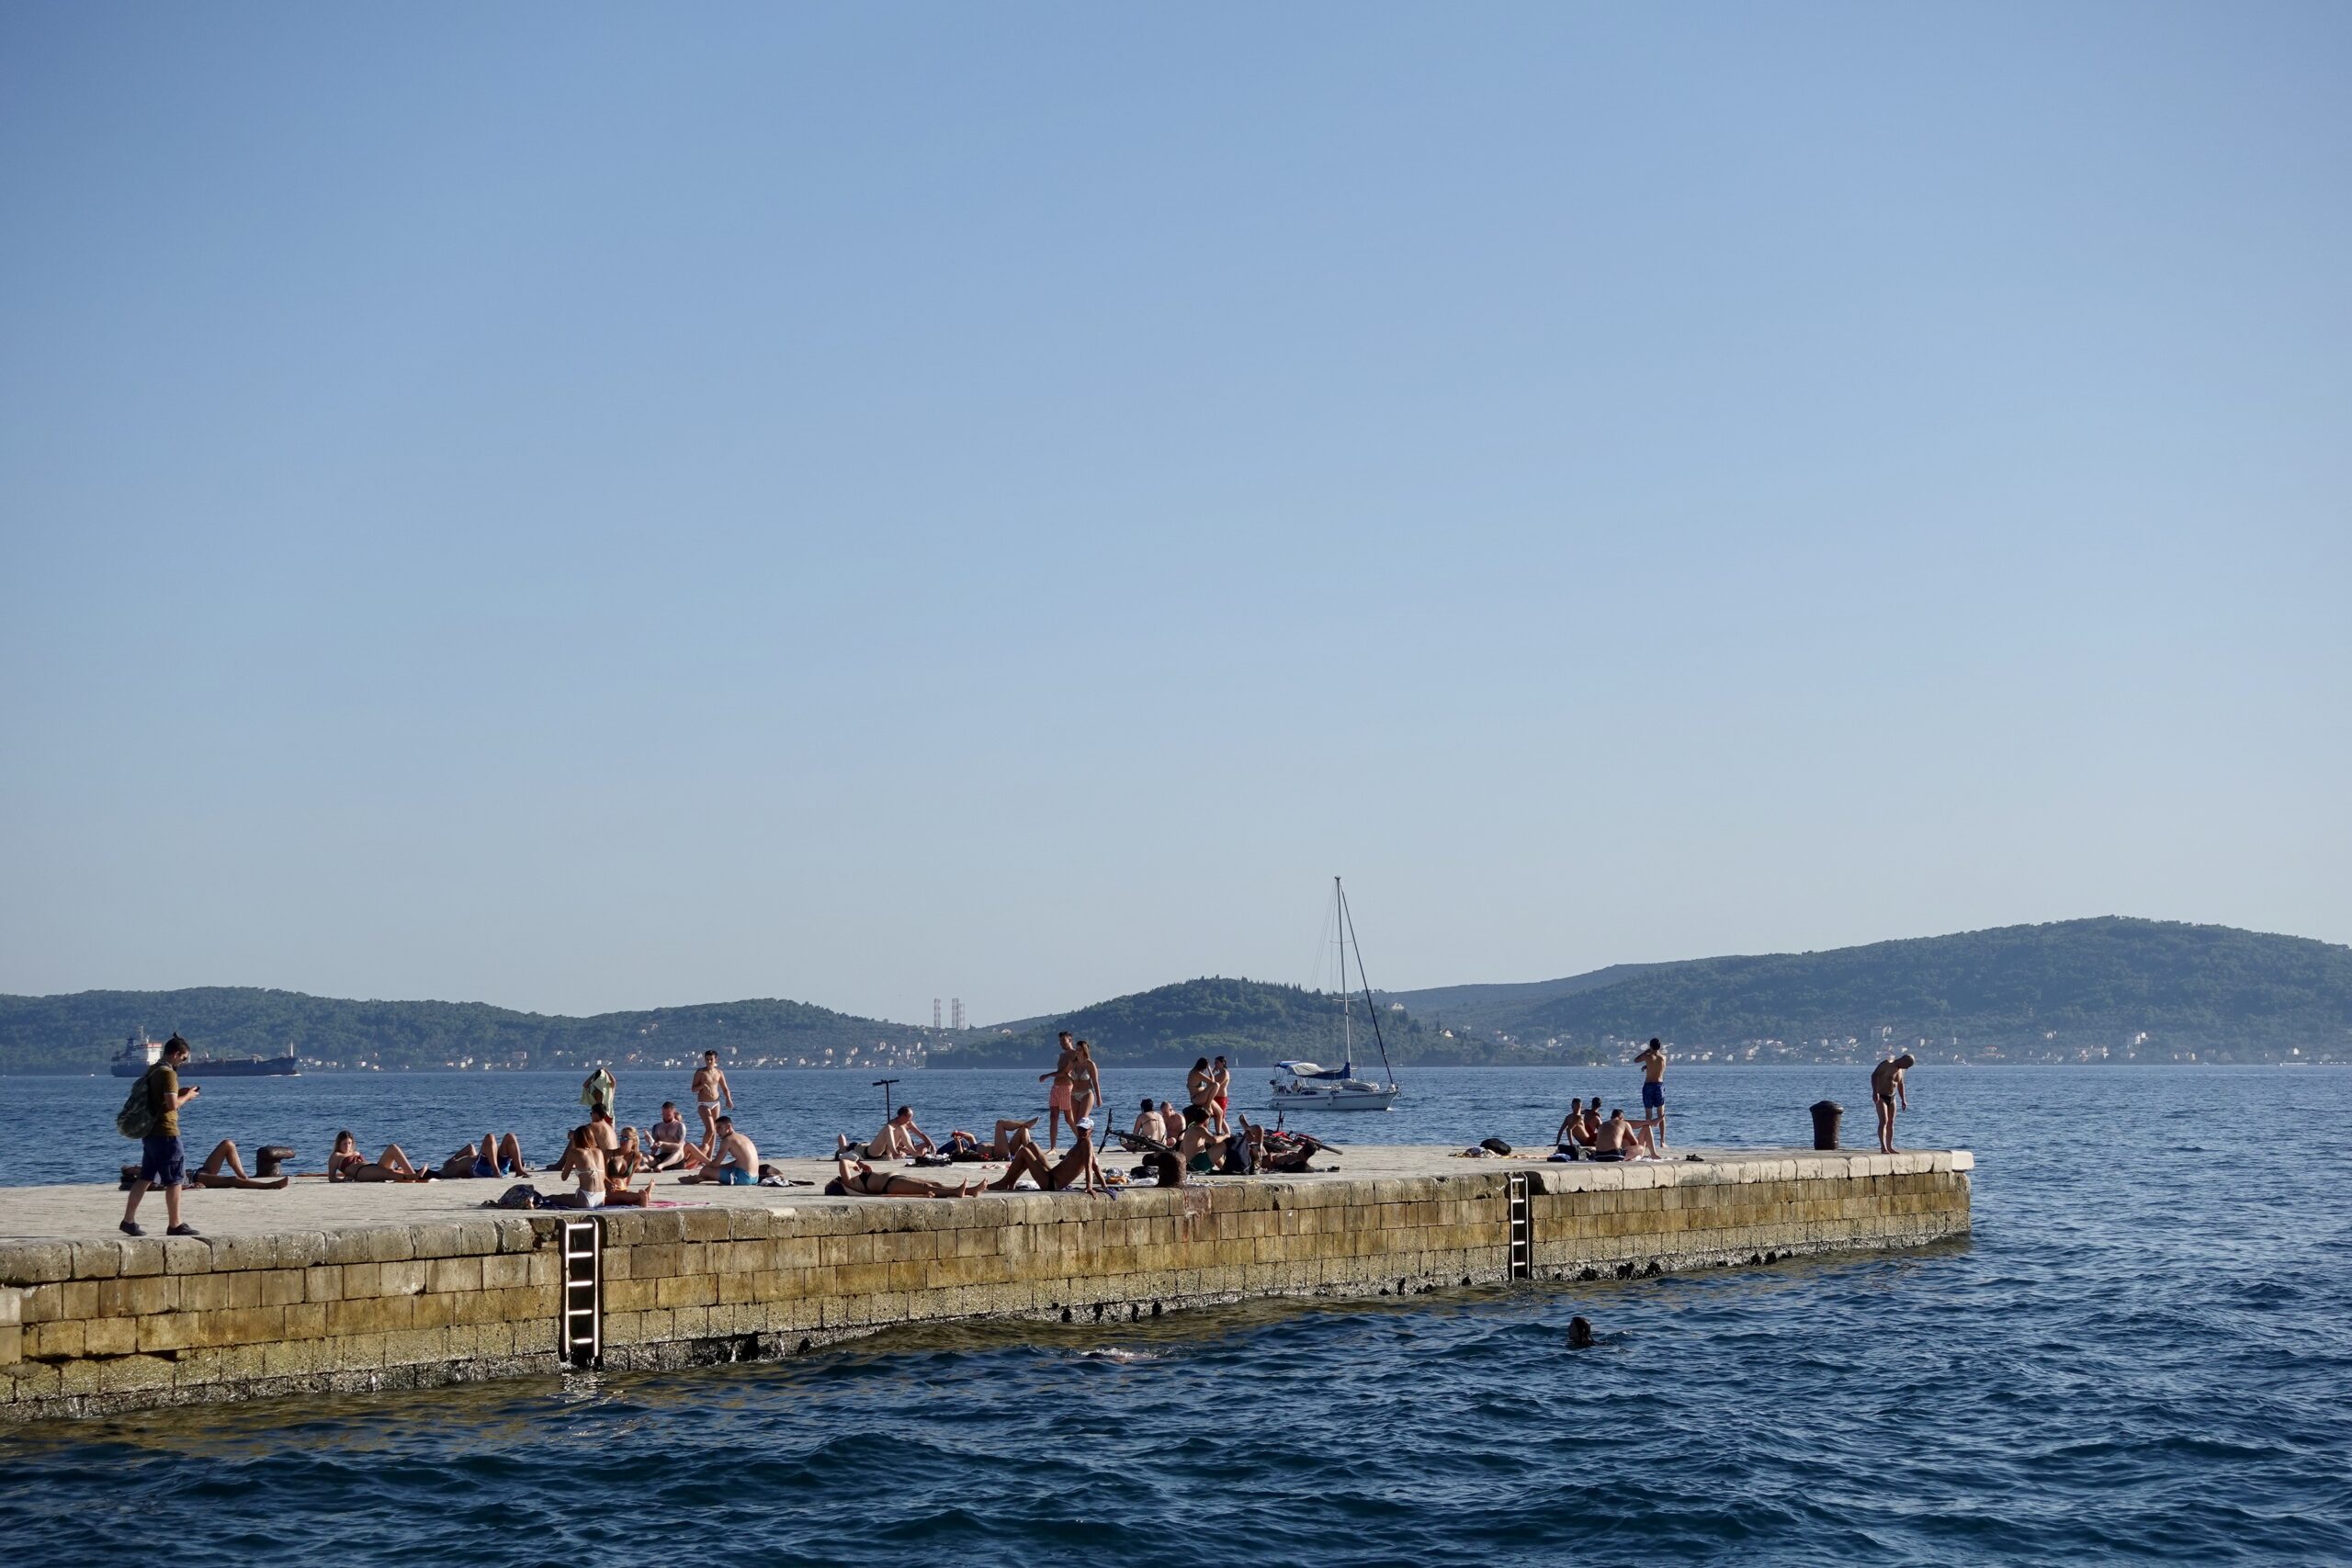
2, 1065, 2348, 1565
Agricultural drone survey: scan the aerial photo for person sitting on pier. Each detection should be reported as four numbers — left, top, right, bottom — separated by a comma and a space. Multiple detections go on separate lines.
549, 1125, 610, 1209
649, 1102, 692, 1170
1589, 1108, 1661, 1162
122, 1137, 292, 1191
437, 1132, 531, 1179
605, 1127, 649, 1182
328, 1131, 430, 1182
1174, 1104, 1239, 1176
1159, 1100, 1186, 1143
1132, 1098, 1163, 1140
837, 1105, 934, 1161
990, 1120, 1107, 1194
1552, 1099, 1596, 1159
823, 1156, 988, 1198
587, 1108, 620, 1152
677, 1115, 759, 1185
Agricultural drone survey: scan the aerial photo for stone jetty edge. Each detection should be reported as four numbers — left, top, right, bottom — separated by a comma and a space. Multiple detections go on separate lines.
0, 1147, 1972, 1422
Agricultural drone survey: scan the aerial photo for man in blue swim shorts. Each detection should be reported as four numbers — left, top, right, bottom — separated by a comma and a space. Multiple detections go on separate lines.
1635, 1037, 1668, 1150
682, 1115, 761, 1187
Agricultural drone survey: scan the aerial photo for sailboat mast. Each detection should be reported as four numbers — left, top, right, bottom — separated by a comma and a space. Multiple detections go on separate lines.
1337, 876, 1351, 1066
1339, 878, 1397, 1088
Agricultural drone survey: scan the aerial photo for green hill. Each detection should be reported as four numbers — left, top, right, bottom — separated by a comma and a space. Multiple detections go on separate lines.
0, 987, 924, 1075
928, 976, 1548, 1069
1379, 964, 1668, 1034
1500, 918, 2352, 1062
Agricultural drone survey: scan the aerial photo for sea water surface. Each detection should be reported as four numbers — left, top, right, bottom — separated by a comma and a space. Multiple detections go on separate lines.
2, 1065, 2348, 1565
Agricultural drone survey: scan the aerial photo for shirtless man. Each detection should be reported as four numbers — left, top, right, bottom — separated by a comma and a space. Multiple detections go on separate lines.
1040, 1032, 1078, 1150
825, 1157, 987, 1198
1175, 1103, 1231, 1174
690, 1051, 733, 1153
680, 1116, 760, 1185
1590, 1109, 1660, 1162
989, 1122, 1106, 1195
838, 1105, 934, 1161
650, 1102, 691, 1170
1132, 1098, 1164, 1140
1871, 1054, 1916, 1154
586, 1109, 620, 1154
1554, 1098, 1589, 1156
1159, 1100, 1186, 1143
1634, 1038, 1668, 1149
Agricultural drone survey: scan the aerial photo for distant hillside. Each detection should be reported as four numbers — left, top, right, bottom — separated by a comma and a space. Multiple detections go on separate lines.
0, 987, 926, 1075
1380, 964, 1668, 1034
930, 976, 1567, 1069
1501, 919, 2352, 1063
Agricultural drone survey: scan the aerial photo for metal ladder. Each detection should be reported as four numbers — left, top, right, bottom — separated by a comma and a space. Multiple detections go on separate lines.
560, 1217, 602, 1369
1506, 1172, 1532, 1280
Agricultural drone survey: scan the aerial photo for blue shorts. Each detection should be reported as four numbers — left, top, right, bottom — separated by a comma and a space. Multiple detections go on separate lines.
1641, 1081, 1665, 1111
718, 1166, 754, 1186
470, 1159, 498, 1179
139, 1134, 187, 1189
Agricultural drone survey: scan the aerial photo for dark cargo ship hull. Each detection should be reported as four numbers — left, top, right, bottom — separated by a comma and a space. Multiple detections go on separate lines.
110, 1055, 300, 1078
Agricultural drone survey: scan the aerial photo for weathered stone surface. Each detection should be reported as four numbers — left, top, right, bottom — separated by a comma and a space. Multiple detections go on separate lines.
0, 1145, 1967, 1423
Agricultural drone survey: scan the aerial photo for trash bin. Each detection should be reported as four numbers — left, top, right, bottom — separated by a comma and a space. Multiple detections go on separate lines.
1809, 1100, 1843, 1151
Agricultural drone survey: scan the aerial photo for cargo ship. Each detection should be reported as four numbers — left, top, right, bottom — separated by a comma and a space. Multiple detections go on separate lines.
109, 1033, 300, 1078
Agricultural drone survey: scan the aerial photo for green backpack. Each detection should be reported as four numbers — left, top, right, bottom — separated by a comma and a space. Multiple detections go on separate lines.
115, 1069, 158, 1140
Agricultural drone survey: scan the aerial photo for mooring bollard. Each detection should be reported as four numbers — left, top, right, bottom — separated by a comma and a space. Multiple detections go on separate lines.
1810, 1100, 1844, 1151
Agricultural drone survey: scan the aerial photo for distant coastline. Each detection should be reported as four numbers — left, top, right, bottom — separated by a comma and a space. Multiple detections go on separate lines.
5, 917, 2347, 1074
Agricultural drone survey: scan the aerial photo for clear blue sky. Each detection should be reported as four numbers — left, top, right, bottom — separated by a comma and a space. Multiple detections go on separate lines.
3, 3, 2346, 1023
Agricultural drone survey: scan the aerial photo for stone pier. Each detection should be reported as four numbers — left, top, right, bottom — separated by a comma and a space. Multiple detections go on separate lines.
0, 1145, 1972, 1422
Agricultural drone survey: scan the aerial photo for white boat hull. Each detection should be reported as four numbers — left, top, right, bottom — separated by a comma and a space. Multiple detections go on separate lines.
1269, 1087, 1402, 1111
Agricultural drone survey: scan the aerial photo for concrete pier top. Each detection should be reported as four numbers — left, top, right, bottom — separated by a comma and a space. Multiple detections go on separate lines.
0, 1145, 1973, 1249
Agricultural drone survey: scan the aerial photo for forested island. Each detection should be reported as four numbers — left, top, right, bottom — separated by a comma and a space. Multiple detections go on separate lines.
3, 918, 2345, 1073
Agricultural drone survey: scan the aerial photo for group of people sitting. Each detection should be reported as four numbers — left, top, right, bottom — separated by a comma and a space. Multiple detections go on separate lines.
1550, 1097, 1664, 1162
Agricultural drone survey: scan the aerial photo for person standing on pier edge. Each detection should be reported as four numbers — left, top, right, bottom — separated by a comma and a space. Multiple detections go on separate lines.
1871, 1054, 1916, 1154
1635, 1038, 1668, 1149
122, 1034, 200, 1237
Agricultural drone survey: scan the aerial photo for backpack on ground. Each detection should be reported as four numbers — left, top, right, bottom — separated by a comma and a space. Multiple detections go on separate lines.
115, 1070, 158, 1140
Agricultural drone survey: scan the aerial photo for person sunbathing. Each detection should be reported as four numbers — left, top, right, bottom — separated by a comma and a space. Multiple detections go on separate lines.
437, 1131, 532, 1179
327, 1131, 428, 1182
605, 1127, 648, 1182
1241, 1117, 1326, 1174
939, 1119, 1040, 1161
823, 1156, 987, 1198
990, 1122, 1107, 1194
837, 1106, 934, 1161
121, 1137, 291, 1190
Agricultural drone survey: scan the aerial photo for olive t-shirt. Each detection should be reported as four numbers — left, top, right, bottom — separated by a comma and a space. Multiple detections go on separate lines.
146, 1063, 181, 1137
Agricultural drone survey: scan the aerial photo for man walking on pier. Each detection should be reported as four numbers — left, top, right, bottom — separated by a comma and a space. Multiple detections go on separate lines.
122, 1034, 201, 1237
1634, 1038, 1668, 1149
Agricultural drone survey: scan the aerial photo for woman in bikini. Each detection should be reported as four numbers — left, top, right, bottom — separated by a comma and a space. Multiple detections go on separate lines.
1068, 1040, 1102, 1132
1039, 1032, 1078, 1150
551, 1124, 642, 1208
823, 1156, 986, 1198
327, 1131, 429, 1182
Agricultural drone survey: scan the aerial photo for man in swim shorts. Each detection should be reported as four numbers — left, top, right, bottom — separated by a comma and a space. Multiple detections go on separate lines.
681, 1116, 760, 1185
690, 1051, 733, 1154
1871, 1054, 1915, 1154
1634, 1037, 1668, 1149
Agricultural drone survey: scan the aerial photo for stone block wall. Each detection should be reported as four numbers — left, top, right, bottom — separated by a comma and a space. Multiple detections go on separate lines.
1, 1150, 1970, 1421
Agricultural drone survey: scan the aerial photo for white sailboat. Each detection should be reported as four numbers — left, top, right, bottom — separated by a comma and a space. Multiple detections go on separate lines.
1270, 878, 1404, 1111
